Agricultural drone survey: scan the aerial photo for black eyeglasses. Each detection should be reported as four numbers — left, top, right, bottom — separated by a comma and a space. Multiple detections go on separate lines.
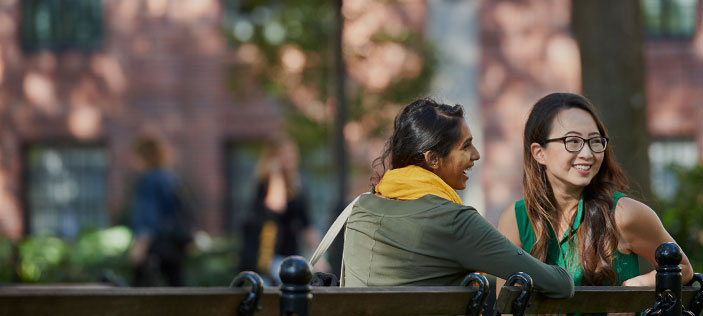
542, 136, 608, 153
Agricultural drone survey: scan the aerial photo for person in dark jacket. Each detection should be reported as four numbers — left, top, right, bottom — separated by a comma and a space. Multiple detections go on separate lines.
129, 136, 189, 286
239, 139, 327, 285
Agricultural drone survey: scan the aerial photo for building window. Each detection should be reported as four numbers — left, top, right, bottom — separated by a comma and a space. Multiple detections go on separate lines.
20, 0, 103, 52
642, 0, 698, 38
24, 144, 107, 238
649, 139, 699, 199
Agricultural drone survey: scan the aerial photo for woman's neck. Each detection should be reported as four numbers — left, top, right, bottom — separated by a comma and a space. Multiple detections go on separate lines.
553, 188, 580, 211
545, 173, 583, 212
551, 185, 582, 237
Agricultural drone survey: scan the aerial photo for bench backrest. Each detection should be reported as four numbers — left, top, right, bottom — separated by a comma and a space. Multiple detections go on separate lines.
2, 243, 701, 316
495, 285, 701, 314
1, 284, 701, 316
0, 286, 485, 316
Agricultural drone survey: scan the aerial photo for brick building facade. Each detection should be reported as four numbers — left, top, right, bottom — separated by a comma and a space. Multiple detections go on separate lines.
0, 0, 280, 238
0, 0, 700, 238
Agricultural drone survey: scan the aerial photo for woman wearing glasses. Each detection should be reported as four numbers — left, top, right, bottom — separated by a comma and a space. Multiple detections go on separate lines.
497, 93, 692, 289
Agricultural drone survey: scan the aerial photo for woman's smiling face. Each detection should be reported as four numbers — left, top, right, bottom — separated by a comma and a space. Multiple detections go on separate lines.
433, 121, 481, 190
534, 107, 604, 192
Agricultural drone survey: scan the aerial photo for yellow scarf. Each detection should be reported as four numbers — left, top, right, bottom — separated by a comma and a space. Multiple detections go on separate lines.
375, 165, 463, 204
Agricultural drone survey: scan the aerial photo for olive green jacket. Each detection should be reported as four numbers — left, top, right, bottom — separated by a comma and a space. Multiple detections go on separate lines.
342, 194, 574, 299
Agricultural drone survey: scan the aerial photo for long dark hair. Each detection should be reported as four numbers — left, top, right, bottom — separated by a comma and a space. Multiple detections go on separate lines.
523, 93, 628, 285
371, 98, 465, 188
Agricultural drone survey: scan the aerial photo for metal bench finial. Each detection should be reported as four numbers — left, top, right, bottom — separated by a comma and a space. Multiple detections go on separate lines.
279, 256, 313, 316
645, 243, 683, 316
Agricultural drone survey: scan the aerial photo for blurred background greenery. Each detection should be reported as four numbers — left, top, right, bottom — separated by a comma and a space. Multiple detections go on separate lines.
656, 164, 703, 273
0, 228, 243, 286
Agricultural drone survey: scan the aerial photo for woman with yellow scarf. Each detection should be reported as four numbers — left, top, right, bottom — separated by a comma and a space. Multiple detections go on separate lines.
341, 98, 574, 298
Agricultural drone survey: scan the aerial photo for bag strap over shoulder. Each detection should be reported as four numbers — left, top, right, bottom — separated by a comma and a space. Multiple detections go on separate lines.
309, 194, 366, 266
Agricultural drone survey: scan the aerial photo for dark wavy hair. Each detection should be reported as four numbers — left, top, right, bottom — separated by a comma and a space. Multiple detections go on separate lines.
133, 136, 168, 168
371, 98, 465, 189
523, 93, 629, 285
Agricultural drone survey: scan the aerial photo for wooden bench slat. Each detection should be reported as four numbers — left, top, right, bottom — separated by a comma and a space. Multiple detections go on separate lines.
0, 286, 482, 316
0, 287, 278, 316
495, 286, 701, 314
310, 287, 480, 316
1, 285, 700, 315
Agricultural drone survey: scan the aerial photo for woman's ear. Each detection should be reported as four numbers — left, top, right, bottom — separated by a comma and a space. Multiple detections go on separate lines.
423, 151, 441, 170
530, 142, 547, 165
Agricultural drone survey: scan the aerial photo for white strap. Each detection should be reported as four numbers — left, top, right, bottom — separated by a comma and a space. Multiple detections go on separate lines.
309, 194, 365, 266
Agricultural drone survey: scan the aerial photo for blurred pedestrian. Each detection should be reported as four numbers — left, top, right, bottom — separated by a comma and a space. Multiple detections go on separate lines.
239, 139, 327, 284
128, 136, 192, 286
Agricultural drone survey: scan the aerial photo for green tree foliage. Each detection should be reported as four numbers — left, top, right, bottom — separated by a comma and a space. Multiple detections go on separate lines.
224, 0, 436, 152
656, 164, 703, 272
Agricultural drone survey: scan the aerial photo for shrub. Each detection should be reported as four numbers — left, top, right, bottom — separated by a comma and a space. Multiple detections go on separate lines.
656, 164, 703, 273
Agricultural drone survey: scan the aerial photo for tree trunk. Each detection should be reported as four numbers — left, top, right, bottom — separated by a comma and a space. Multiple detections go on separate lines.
572, 0, 653, 201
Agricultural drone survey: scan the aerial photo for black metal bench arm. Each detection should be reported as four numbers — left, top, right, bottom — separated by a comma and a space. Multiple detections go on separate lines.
231, 271, 264, 316
686, 273, 703, 316
461, 272, 490, 316
494, 272, 533, 316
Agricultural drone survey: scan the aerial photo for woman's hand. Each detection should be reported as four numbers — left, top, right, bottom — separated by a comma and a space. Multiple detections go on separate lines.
621, 272, 655, 287
129, 235, 151, 266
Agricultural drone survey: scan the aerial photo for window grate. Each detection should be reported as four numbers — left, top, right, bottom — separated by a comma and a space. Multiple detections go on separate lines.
21, 0, 103, 52
24, 145, 107, 238
642, 0, 698, 38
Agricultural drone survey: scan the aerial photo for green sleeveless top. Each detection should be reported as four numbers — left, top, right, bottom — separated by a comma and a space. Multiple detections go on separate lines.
514, 192, 640, 286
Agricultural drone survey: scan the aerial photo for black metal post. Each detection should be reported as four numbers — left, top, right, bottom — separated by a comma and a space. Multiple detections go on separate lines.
645, 242, 683, 316
279, 256, 313, 316
329, 0, 349, 275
